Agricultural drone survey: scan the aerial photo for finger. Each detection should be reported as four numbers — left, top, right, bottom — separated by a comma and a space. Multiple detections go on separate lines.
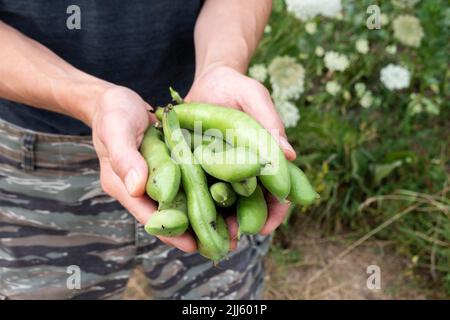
259, 194, 291, 235
99, 113, 149, 197
226, 215, 238, 251
158, 232, 198, 253
185, 93, 242, 111
239, 80, 297, 161
146, 105, 158, 124
100, 160, 197, 253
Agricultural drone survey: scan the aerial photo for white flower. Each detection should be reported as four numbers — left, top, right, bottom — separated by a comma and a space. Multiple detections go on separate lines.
274, 100, 300, 128
315, 46, 325, 57
360, 91, 374, 108
385, 44, 397, 55
285, 0, 342, 21
305, 21, 317, 34
393, 15, 424, 48
380, 64, 411, 91
285, 0, 319, 20
249, 64, 268, 83
268, 56, 305, 100
320, 0, 343, 18
264, 25, 272, 34
355, 39, 369, 54
354, 83, 366, 97
325, 81, 341, 96
324, 51, 350, 71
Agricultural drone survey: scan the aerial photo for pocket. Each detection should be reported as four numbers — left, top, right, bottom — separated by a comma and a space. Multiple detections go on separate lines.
0, 117, 102, 203
0, 117, 97, 173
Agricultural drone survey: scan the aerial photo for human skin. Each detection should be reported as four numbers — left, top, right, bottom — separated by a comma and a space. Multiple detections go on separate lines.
0, 0, 295, 253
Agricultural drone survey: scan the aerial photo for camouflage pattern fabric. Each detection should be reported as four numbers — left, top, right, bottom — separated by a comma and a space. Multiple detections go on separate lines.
0, 118, 269, 300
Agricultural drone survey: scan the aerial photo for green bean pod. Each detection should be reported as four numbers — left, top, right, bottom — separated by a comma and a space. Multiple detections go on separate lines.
231, 177, 257, 197
158, 189, 187, 211
287, 162, 319, 206
197, 213, 230, 263
144, 191, 188, 237
162, 107, 229, 262
210, 182, 236, 208
186, 130, 216, 150
194, 144, 262, 182
140, 126, 181, 207
144, 209, 189, 237
237, 185, 268, 238
156, 104, 291, 200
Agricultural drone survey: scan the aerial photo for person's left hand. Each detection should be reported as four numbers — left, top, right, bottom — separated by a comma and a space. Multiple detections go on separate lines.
185, 64, 297, 245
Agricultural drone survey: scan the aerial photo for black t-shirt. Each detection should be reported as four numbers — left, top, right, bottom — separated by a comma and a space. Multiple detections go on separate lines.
0, 0, 203, 135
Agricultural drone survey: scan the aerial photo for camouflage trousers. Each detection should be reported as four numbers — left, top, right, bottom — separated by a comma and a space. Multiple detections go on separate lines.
0, 118, 270, 300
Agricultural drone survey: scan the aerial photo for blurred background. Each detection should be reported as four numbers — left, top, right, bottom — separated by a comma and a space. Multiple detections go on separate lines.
126, 0, 449, 299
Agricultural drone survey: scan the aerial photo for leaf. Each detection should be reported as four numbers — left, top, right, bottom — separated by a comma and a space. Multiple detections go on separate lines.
272, 0, 285, 13
384, 150, 418, 164
372, 160, 403, 186
423, 97, 440, 115
351, 148, 373, 193
351, 148, 371, 181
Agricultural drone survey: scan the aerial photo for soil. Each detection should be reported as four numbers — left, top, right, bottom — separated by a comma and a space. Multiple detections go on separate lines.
264, 228, 426, 299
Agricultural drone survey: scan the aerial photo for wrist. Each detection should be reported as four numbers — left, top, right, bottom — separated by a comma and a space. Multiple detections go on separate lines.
194, 38, 251, 80
195, 61, 244, 82
57, 76, 116, 127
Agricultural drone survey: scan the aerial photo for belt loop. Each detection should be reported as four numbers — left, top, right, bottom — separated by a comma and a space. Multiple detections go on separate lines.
21, 132, 36, 171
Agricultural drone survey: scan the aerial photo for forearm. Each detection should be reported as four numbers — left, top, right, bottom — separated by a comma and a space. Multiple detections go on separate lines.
0, 22, 113, 126
194, 0, 272, 77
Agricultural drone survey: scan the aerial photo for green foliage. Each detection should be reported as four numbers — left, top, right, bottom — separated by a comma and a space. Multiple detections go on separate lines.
252, 0, 449, 296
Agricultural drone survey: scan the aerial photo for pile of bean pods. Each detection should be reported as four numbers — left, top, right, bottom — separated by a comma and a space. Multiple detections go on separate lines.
140, 94, 318, 262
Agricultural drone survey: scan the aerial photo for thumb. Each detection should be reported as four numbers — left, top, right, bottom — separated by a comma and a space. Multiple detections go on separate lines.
240, 80, 297, 161
101, 116, 148, 197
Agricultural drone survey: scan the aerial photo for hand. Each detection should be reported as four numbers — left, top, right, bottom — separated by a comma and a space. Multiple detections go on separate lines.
186, 65, 296, 239
91, 86, 197, 253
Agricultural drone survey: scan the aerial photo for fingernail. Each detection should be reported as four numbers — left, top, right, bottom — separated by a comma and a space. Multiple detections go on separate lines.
279, 137, 296, 155
125, 169, 139, 195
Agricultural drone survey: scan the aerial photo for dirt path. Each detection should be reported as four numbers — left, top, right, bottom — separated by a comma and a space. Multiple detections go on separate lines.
264, 228, 426, 299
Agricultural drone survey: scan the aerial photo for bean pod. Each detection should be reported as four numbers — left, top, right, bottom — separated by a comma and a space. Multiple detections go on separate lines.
237, 185, 268, 238
194, 144, 262, 182
287, 162, 318, 206
144, 191, 188, 237
231, 177, 257, 197
162, 107, 230, 262
140, 126, 181, 207
210, 182, 236, 208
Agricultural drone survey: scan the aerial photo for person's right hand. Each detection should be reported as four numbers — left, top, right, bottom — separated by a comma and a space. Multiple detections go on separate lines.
90, 86, 197, 253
